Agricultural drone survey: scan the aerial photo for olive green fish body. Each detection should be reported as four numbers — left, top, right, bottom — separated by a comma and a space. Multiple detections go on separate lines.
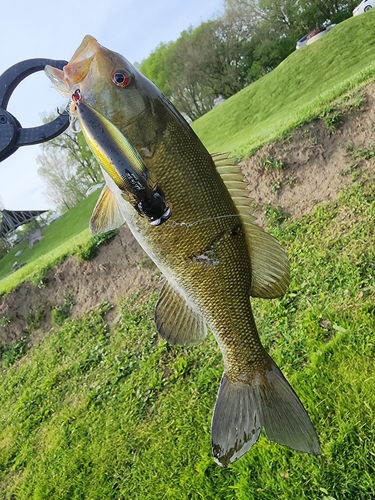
45, 35, 320, 466
122, 109, 266, 375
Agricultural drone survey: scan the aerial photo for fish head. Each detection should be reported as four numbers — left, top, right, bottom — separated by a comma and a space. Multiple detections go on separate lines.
45, 35, 152, 131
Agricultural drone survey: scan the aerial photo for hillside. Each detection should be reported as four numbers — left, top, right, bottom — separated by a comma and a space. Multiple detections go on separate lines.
1, 11, 375, 500
192, 9, 375, 156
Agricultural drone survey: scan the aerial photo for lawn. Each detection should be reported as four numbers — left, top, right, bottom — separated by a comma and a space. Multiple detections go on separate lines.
192, 10, 375, 156
0, 190, 101, 294
1, 179, 375, 499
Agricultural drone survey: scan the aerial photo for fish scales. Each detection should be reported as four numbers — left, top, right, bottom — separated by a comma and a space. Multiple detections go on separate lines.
45, 35, 321, 466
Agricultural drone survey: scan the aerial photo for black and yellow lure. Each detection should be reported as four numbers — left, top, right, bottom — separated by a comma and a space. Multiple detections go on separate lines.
71, 93, 170, 232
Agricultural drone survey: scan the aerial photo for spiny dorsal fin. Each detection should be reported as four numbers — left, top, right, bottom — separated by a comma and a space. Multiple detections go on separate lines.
211, 152, 289, 298
89, 169, 128, 235
155, 281, 207, 346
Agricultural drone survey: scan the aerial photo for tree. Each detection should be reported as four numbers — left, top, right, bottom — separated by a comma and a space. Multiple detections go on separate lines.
140, 19, 257, 120
37, 117, 102, 212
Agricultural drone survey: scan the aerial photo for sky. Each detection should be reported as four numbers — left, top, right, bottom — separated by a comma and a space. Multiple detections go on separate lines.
0, 0, 224, 211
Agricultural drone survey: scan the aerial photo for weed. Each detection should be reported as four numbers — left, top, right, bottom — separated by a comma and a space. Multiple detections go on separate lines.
0, 316, 11, 327
271, 181, 281, 194
1, 335, 28, 366
264, 204, 289, 225
76, 229, 118, 261
51, 291, 75, 325
260, 155, 284, 171
286, 176, 297, 186
25, 308, 46, 332
346, 143, 375, 161
320, 106, 343, 133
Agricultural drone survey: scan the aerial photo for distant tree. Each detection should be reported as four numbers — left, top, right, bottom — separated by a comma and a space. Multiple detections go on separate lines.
141, 24, 217, 119
37, 116, 102, 212
300, 0, 358, 25
140, 19, 257, 120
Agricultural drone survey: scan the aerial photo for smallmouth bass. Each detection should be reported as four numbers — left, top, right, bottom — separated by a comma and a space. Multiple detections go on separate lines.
46, 35, 320, 466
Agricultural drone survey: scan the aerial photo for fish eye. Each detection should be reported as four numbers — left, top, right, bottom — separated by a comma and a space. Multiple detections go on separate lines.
111, 69, 131, 88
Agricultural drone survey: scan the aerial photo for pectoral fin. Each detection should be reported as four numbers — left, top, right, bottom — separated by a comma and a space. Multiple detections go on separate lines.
89, 185, 127, 235
154, 282, 207, 345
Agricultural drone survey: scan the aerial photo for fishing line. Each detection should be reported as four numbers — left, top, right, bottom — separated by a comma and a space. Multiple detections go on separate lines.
169, 213, 240, 229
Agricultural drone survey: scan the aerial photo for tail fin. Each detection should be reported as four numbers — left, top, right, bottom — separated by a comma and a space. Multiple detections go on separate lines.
211, 360, 321, 466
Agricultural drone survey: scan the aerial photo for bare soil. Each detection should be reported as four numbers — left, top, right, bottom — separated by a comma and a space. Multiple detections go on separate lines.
1, 82, 375, 346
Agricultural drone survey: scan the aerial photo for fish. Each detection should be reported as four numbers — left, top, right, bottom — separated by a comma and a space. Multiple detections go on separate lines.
45, 35, 321, 466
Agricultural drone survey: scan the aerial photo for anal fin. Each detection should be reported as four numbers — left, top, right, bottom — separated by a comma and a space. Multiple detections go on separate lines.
154, 281, 207, 345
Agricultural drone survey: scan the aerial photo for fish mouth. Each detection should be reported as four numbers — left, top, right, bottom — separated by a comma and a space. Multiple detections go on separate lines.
64, 35, 98, 84
45, 35, 101, 96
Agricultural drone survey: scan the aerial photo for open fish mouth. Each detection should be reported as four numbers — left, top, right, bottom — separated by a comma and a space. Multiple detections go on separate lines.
45, 35, 100, 97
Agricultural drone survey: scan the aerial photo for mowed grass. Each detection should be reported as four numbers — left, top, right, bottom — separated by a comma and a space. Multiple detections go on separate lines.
192, 10, 375, 156
0, 191, 100, 294
1, 177, 375, 499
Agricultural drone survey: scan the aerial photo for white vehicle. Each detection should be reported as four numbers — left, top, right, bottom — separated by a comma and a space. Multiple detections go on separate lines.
353, 0, 375, 15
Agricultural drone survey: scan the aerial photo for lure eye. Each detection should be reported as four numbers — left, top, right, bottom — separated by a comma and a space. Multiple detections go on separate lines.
111, 70, 131, 88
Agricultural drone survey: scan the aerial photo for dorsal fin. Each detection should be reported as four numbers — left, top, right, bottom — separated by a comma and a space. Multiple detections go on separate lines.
212, 152, 289, 298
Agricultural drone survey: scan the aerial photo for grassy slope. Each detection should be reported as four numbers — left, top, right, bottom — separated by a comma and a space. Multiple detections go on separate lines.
192, 10, 375, 156
0, 191, 100, 293
1, 179, 375, 499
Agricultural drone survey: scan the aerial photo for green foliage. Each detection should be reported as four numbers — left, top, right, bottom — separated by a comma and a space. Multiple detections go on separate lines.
264, 204, 289, 225
25, 309, 46, 332
51, 292, 75, 326
0, 316, 11, 327
260, 155, 284, 171
140, 0, 357, 120
76, 229, 118, 261
1, 335, 28, 367
319, 89, 365, 132
346, 143, 375, 161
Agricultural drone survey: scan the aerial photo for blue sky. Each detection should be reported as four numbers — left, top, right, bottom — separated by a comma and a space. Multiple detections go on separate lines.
0, 0, 224, 210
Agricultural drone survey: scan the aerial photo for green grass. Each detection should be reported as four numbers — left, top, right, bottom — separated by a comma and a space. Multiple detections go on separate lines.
192, 10, 375, 156
1, 177, 375, 499
0, 191, 101, 295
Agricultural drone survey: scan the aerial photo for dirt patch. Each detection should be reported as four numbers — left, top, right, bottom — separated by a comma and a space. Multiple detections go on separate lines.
1, 82, 375, 346
0, 226, 159, 345
241, 82, 375, 221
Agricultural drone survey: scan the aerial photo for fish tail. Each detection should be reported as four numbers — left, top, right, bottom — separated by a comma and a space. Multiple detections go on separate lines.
211, 359, 321, 466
